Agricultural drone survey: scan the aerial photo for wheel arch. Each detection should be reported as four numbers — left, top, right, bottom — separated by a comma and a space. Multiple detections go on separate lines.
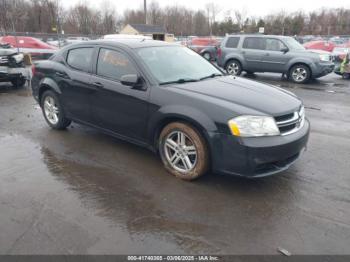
38, 78, 62, 103
287, 62, 313, 77
148, 106, 217, 153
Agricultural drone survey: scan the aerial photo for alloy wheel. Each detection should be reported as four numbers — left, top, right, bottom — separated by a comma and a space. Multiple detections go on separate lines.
292, 67, 307, 82
164, 131, 198, 173
227, 62, 240, 75
203, 52, 211, 60
43, 96, 59, 125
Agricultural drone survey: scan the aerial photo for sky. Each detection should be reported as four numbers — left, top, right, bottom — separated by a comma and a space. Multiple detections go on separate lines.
60, 0, 350, 19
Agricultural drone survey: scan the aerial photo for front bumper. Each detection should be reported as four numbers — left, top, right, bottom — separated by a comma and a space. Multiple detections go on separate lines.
311, 62, 335, 78
209, 119, 310, 178
0, 66, 26, 82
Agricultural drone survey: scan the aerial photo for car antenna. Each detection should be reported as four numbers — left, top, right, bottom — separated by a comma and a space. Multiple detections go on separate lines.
141, 38, 146, 42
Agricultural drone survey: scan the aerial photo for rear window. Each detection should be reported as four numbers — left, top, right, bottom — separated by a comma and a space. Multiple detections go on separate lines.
225, 37, 240, 48
242, 37, 266, 50
66, 47, 93, 72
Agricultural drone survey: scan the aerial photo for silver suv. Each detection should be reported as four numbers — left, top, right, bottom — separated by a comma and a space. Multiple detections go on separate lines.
217, 35, 335, 83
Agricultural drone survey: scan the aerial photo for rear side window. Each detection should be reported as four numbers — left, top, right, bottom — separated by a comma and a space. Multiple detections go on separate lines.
225, 37, 240, 48
242, 37, 266, 50
97, 48, 137, 81
66, 47, 93, 72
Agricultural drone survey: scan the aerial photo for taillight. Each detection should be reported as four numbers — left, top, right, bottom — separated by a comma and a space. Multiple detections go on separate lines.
217, 47, 222, 58
31, 64, 36, 76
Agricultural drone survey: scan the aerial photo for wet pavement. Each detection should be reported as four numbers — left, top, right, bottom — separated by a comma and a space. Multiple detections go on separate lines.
0, 73, 350, 255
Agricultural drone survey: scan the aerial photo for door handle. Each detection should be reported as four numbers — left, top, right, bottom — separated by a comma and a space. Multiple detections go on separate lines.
92, 82, 104, 88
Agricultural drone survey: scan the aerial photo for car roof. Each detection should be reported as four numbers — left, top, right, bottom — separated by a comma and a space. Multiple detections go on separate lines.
69, 39, 176, 49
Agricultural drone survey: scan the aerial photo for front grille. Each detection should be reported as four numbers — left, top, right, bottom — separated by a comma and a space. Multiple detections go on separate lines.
275, 107, 305, 136
0, 56, 9, 65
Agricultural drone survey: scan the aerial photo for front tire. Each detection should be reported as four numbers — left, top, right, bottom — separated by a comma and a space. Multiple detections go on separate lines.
11, 78, 26, 88
41, 90, 71, 130
289, 64, 311, 84
225, 60, 242, 76
159, 122, 209, 181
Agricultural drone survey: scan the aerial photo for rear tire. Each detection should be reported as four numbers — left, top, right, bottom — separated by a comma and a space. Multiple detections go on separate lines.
225, 60, 242, 76
41, 90, 71, 130
289, 64, 311, 84
159, 122, 209, 181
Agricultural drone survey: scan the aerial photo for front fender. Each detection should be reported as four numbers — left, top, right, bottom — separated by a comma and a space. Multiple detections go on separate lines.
286, 58, 315, 71
147, 104, 218, 146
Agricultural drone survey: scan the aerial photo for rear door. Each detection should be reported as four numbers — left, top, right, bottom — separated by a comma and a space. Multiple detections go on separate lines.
261, 38, 292, 72
90, 47, 150, 142
58, 46, 94, 123
241, 37, 266, 71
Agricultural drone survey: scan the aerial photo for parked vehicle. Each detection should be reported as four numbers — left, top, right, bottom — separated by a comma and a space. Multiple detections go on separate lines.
0, 36, 56, 59
199, 45, 218, 61
31, 40, 309, 180
303, 40, 336, 52
0, 48, 27, 87
332, 46, 349, 63
334, 53, 350, 79
65, 37, 90, 45
102, 34, 153, 40
46, 38, 68, 48
217, 34, 334, 83
188, 37, 220, 61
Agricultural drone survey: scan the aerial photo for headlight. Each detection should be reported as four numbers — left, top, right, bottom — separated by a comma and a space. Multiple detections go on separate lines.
319, 54, 330, 62
12, 53, 24, 63
228, 116, 280, 137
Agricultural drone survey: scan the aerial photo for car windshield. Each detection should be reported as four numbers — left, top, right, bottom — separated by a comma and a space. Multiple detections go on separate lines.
137, 46, 223, 84
284, 37, 305, 51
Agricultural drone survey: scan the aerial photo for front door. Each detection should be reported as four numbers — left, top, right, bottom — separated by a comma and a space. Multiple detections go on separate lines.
90, 47, 150, 142
261, 38, 292, 72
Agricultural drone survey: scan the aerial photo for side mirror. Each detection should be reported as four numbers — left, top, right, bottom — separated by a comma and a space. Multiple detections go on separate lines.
280, 47, 289, 53
120, 74, 145, 90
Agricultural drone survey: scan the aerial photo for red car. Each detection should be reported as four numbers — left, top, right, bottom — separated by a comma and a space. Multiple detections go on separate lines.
0, 36, 57, 59
303, 40, 336, 52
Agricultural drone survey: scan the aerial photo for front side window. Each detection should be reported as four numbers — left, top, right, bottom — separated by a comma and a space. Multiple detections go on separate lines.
265, 38, 287, 51
137, 46, 222, 84
242, 37, 266, 50
97, 48, 137, 81
225, 37, 240, 48
283, 37, 305, 51
66, 47, 93, 72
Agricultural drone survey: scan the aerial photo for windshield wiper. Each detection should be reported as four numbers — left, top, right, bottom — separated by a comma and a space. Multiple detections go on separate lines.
159, 78, 199, 85
199, 73, 223, 81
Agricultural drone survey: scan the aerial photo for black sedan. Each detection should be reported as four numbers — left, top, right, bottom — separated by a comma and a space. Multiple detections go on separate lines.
31, 40, 310, 180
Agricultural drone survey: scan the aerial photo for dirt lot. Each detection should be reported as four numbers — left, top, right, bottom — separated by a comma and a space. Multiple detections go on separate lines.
0, 73, 350, 255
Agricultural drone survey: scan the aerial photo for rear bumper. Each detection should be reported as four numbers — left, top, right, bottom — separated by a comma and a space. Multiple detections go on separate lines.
209, 119, 310, 178
311, 62, 335, 78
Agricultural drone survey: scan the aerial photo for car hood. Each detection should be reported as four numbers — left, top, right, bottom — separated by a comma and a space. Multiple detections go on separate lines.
0, 48, 17, 56
170, 76, 302, 116
306, 49, 331, 55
